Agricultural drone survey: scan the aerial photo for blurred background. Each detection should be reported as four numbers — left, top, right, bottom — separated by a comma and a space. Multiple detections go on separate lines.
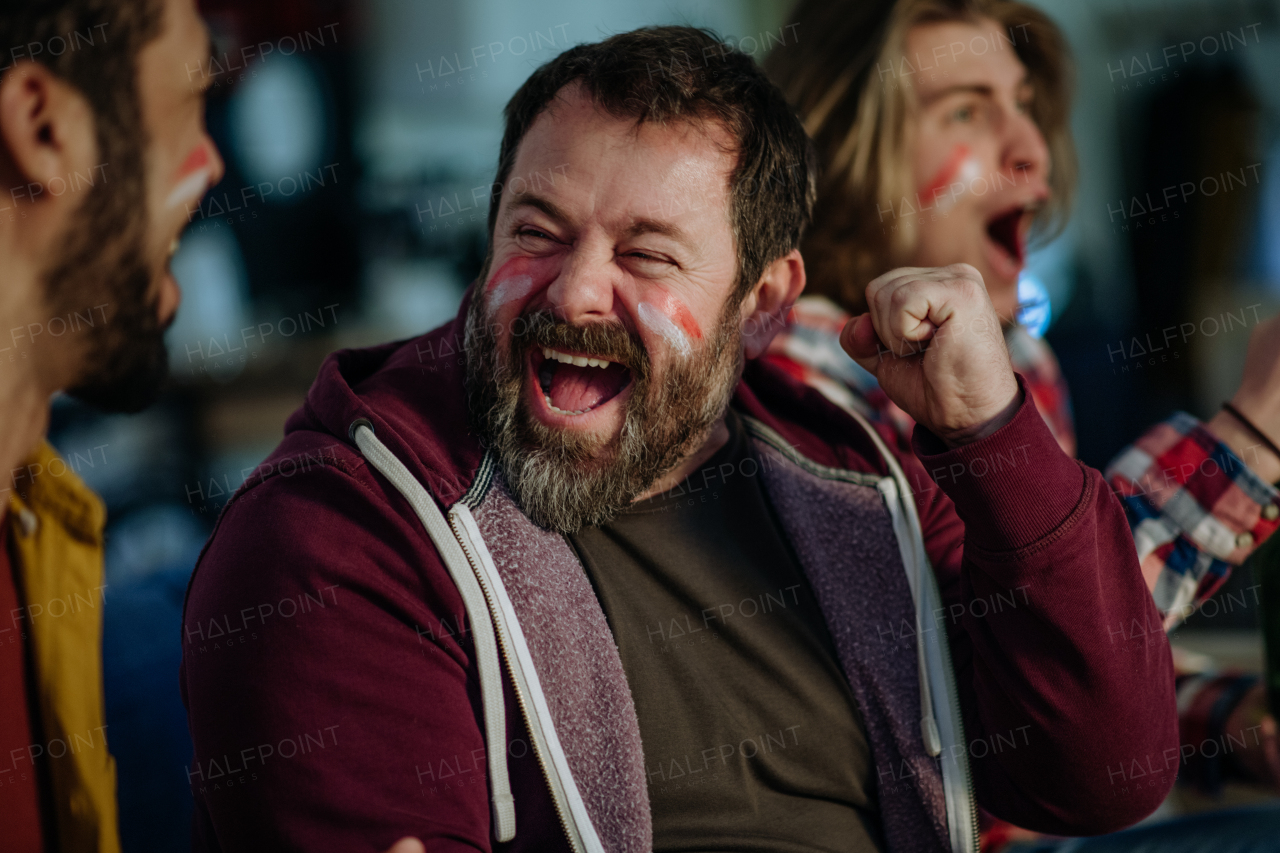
43, 0, 1280, 848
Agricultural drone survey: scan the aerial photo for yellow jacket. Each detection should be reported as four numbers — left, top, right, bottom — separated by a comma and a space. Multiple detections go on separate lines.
7, 440, 120, 853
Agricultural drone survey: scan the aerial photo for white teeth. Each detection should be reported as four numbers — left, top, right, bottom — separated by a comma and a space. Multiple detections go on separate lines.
543, 393, 591, 417
540, 347, 612, 368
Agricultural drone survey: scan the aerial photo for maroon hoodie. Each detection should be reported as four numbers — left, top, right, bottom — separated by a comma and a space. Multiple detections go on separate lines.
180, 299, 1178, 852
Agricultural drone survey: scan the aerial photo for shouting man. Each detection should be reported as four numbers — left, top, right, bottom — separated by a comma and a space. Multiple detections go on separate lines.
0, 0, 224, 849
182, 27, 1178, 853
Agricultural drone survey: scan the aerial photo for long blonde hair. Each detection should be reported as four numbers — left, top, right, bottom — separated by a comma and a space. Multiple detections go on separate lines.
766, 0, 1075, 312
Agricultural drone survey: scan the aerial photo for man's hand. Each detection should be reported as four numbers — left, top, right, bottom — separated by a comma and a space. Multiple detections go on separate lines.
1207, 313, 1280, 483
840, 264, 1020, 447
383, 838, 424, 853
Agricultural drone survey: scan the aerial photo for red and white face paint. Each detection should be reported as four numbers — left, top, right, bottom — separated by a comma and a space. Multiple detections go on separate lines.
166, 144, 216, 210
484, 256, 559, 317
637, 290, 702, 359
921, 144, 983, 212
485, 253, 706, 364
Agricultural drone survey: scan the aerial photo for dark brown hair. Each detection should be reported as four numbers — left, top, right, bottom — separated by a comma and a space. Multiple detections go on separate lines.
767, 0, 1075, 313
4, 1, 168, 412
488, 25, 817, 300
2, 0, 164, 168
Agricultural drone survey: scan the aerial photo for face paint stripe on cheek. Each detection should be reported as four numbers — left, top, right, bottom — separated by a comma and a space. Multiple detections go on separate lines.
488, 275, 535, 312
646, 291, 702, 340
178, 146, 211, 175
165, 144, 214, 210
670, 302, 702, 340
922, 143, 982, 210
638, 302, 692, 358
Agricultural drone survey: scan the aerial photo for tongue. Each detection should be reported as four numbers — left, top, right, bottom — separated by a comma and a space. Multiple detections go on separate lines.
548, 361, 629, 413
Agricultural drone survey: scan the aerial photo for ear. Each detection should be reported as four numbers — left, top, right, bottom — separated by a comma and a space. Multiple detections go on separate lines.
739, 248, 806, 359
0, 61, 98, 204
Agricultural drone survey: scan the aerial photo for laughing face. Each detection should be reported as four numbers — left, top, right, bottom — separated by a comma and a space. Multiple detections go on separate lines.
53, 0, 223, 412
464, 84, 751, 533
905, 18, 1051, 321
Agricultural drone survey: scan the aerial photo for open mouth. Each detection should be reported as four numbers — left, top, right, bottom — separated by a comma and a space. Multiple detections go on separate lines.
533, 346, 633, 416
985, 206, 1027, 265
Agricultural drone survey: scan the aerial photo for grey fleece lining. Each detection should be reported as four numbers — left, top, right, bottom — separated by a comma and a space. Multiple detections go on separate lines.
750, 435, 951, 851
464, 423, 951, 852
472, 476, 652, 853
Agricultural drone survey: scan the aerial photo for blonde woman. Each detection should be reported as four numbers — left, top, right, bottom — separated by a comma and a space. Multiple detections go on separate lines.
766, 0, 1280, 847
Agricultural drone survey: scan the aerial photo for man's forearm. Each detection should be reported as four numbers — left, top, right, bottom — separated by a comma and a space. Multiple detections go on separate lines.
1206, 409, 1280, 484
915, 386, 1179, 833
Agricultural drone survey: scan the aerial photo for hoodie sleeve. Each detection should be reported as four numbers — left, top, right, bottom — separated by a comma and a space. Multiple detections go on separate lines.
179, 457, 559, 853
907, 379, 1180, 835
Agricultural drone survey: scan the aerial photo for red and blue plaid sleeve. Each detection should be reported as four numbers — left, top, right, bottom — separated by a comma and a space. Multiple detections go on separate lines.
1106, 413, 1280, 628
768, 298, 1280, 630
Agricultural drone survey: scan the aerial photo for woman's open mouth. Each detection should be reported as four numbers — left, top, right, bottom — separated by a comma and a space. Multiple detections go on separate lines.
531, 346, 633, 417
985, 205, 1026, 266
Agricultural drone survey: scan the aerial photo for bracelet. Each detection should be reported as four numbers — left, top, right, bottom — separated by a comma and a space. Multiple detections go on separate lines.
1221, 402, 1280, 464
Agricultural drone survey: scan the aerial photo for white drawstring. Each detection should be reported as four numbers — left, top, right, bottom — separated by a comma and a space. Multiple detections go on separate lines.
843, 407, 976, 853
351, 420, 517, 842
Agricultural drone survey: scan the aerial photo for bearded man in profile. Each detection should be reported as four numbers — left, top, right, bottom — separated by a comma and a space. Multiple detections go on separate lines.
0, 0, 227, 848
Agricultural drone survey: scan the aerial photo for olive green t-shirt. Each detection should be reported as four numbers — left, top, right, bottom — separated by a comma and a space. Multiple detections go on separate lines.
567, 411, 884, 852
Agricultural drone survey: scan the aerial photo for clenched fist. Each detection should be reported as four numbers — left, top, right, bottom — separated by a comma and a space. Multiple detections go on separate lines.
840, 264, 1021, 447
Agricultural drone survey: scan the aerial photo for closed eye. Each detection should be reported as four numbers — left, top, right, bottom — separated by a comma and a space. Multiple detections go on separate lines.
620, 249, 678, 279
627, 251, 673, 263
514, 226, 563, 253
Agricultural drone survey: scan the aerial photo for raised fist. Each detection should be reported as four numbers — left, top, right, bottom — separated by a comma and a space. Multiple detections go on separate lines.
840, 263, 1020, 447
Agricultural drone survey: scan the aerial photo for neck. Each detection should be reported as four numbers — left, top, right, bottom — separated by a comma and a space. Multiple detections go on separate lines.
633, 414, 731, 501
0, 249, 60, 511
0, 352, 54, 517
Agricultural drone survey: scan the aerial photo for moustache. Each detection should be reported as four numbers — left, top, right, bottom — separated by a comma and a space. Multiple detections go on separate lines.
508, 310, 652, 381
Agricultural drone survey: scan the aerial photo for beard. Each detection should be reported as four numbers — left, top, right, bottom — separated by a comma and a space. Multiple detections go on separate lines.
42, 129, 168, 414
464, 291, 744, 534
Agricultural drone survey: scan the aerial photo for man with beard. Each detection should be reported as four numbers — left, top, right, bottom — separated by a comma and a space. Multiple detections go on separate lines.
182, 26, 1178, 853
0, 0, 225, 849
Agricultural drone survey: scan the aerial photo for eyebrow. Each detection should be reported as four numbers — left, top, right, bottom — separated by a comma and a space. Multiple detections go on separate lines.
919, 83, 993, 106
920, 76, 1034, 107
507, 191, 570, 224
622, 218, 689, 244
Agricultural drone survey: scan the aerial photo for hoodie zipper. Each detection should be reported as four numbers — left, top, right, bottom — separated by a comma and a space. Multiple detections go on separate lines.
935, 587, 981, 853
448, 513, 585, 853
747, 416, 979, 852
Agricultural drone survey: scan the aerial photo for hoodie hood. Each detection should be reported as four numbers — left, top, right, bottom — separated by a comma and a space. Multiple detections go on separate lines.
283, 301, 485, 509
282, 290, 898, 517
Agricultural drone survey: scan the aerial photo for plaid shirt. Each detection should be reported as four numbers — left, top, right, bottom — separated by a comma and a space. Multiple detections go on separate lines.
765, 296, 1280, 628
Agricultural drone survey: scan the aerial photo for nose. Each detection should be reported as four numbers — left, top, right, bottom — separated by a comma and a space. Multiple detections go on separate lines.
1001, 108, 1050, 189
543, 249, 616, 325
205, 136, 227, 188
